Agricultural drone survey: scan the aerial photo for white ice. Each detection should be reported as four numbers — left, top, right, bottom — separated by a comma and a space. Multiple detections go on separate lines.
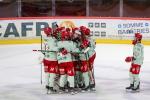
0, 44, 150, 100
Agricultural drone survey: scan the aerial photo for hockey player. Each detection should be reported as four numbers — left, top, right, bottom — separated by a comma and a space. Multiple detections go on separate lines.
72, 27, 84, 88
39, 27, 51, 89
40, 27, 58, 93
83, 28, 96, 91
125, 33, 144, 92
77, 26, 96, 92
57, 30, 80, 94
77, 26, 92, 92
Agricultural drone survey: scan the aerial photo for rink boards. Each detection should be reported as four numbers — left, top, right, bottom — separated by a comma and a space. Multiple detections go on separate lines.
0, 38, 150, 45
0, 17, 150, 45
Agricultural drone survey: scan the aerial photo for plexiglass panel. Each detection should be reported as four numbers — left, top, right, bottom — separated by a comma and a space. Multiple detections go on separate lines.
55, 0, 86, 16
123, 0, 150, 17
21, 0, 52, 17
0, 0, 18, 17
89, 0, 120, 17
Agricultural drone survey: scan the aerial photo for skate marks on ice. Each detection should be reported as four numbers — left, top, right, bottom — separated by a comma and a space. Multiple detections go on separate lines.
94, 64, 150, 100
0, 83, 44, 100
0, 44, 150, 100
96, 79, 150, 100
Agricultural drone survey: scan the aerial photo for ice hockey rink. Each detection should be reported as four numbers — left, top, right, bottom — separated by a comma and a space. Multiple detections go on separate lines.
0, 43, 150, 100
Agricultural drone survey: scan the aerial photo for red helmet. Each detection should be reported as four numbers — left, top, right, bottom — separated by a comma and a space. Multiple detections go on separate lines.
135, 33, 142, 40
80, 26, 88, 35
59, 27, 65, 31
72, 27, 81, 35
55, 27, 61, 33
84, 28, 90, 36
80, 26, 86, 31
66, 28, 71, 32
43, 27, 52, 36
61, 31, 70, 40
132, 33, 142, 45
72, 27, 78, 32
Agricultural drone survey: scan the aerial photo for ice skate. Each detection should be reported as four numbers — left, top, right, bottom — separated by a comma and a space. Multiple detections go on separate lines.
78, 83, 85, 89
46, 85, 50, 94
131, 84, 140, 93
126, 84, 134, 92
90, 84, 96, 92
81, 86, 90, 93
64, 82, 69, 93
45, 85, 50, 89
69, 87, 78, 95
48, 87, 57, 94
59, 87, 65, 94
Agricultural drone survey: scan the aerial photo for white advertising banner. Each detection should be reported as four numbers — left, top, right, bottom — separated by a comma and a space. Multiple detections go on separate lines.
0, 17, 150, 40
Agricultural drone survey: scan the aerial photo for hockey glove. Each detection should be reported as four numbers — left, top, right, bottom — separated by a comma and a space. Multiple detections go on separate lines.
125, 56, 133, 63
59, 48, 68, 55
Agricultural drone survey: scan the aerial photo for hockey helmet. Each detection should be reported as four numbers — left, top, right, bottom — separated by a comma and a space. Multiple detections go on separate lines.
61, 31, 70, 40
43, 27, 52, 36
84, 28, 90, 36
135, 33, 142, 40
80, 26, 86, 31
66, 28, 71, 32
59, 27, 65, 31
72, 27, 81, 35
132, 33, 142, 45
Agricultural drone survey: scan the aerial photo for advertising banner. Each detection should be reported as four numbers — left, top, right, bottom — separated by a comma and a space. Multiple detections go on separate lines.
0, 17, 150, 40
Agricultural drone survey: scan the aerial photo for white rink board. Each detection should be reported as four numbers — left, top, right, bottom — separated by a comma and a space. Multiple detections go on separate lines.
0, 17, 150, 40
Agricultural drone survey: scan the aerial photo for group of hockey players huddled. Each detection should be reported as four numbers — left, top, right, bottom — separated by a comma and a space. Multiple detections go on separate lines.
39, 25, 96, 94
38, 24, 144, 94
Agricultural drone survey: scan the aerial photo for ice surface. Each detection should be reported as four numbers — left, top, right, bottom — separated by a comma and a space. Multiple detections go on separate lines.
0, 44, 150, 100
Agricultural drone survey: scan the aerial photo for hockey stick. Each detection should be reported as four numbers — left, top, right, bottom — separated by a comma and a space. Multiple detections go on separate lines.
33, 49, 83, 54
33, 49, 57, 52
87, 53, 95, 87
40, 35, 43, 84
47, 73, 50, 94
85, 52, 95, 86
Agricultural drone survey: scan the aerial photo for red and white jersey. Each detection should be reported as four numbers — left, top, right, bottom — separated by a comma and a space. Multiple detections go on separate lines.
44, 37, 58, 61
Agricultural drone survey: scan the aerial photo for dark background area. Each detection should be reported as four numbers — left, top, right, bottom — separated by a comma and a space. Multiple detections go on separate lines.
0, 0, 150, 18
